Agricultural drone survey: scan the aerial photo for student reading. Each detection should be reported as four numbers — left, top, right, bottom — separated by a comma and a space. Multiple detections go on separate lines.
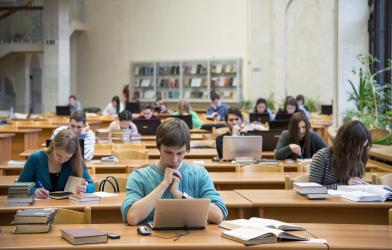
103, 95, 124, 115
174, 100, 203, 129
253, 97, 273, 121
215, 107, 243, 159
108, 110, 139, 137
275, 112, 326, 160
309, 120, 372, 189
18, 129, 94, 199
121, 118, 227, 225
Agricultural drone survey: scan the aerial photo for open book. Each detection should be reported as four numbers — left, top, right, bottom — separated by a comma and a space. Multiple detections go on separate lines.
219, 217, 304, 231
337, 185, 392, 202
49, 176, 84, 200
222, 227, 308, 245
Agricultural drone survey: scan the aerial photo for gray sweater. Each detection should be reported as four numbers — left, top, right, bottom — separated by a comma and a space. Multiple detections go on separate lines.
274, 130, 326, 160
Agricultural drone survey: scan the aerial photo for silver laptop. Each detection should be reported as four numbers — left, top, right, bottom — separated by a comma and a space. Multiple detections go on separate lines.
148, 199, 210, 230
222, 136, 263, 161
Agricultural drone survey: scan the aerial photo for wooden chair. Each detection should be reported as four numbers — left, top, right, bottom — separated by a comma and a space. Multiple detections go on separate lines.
297, 161, 311, 173
239, 163, 284, 173
389, 208, 392, 225
111, 143, 146, 151
285, 175, 309, 189
95, 176, 128, 193
112, 149, 149, 160
53, 207, 91, 224
373, 173, 392, 186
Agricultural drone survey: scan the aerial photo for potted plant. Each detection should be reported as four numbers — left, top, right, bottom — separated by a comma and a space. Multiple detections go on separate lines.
344, 54, 392, 144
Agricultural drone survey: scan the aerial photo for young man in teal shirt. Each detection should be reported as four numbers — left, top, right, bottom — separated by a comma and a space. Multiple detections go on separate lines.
121, 118, 227, 225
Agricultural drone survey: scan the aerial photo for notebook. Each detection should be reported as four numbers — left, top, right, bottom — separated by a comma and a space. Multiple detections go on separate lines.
219, 218, 304, 231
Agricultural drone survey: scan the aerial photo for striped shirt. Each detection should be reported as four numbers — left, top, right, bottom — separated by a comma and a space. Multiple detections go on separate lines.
309, 147, 346, 189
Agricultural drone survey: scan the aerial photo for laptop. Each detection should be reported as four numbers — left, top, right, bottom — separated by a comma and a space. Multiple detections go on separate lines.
172, 115, 193, 129
133, 119, 161, 135
269, 120, 289, 131
56, 106, 71, 116
249, 113, 270, 123
321, 105, 333, 115
274, 113, 292, 121
125, 102, 140, 113
246, 130, 281, 151
148, 199, 210, 230
46, 139, 85, 159
222, 136, 263, 161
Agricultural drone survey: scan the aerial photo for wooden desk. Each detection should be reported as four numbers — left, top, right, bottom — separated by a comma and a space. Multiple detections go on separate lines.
0, 191, 251, 225
0, 128, 41, 160
1, 223, 391, 250
141, 134, 205, 141
18, 124, 57, 145
0, 133, 14, 164
235, 189, 392, 225
369, 144, 392, 163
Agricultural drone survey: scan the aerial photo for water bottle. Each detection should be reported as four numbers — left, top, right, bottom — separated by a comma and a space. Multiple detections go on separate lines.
9, 107, 14, 118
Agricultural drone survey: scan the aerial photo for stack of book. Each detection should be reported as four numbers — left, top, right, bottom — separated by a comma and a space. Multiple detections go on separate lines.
95, 129, 110, 144
69, 193, 101, 203
13, 208, 57, 233
219, 218, 307, 245
294, 182, 328, 199
110, 129, 131, 143
6, 182, 35, 206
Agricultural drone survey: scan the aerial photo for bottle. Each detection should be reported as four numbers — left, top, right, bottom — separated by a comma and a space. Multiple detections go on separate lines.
9, 107, 14, 118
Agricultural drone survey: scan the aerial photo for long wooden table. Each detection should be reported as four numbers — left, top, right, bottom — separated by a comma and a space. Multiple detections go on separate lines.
235, 189, 392, 225
0, 128, 41, 160
0, 191, 252, 226
1, 223, 391, 250
0, 133, 14, 163
369, 144, 392, 163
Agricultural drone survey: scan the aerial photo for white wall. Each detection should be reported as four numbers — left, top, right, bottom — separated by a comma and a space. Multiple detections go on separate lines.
336, 0, 369, 126
77, 0, 249, 109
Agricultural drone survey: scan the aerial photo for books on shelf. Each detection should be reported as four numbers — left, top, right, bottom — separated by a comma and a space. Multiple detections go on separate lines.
222, 226, 308, 246
61, 228, 108, 245
69, 193, 101, 203
337, 185, 392, 202
14, 208, 57, 224
219, 218, 304, 231
140, 79, 151, 87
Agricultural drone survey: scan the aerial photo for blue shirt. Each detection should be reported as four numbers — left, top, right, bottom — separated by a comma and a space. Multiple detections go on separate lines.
121, 162, 228, 223
18, 150, 94, 193
206, 103, 229, 121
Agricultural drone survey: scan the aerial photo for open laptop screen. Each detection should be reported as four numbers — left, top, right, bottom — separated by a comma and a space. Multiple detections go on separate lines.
222, 136, 262, 161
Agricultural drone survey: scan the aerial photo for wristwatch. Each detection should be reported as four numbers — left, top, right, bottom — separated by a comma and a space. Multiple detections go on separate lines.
182, 192, 190, 199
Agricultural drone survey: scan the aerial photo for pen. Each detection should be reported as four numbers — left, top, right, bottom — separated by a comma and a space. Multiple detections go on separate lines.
37, 181, 44, 189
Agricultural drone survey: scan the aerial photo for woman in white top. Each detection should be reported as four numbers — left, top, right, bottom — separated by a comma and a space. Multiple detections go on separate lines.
103, 96, 124, 115
108, 110, 139, 137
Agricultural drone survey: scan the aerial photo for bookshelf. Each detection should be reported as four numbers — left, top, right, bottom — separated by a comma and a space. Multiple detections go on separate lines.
131, 59, 242, 103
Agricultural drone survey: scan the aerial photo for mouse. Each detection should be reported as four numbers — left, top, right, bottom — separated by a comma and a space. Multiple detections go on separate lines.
137, 226, 151, 236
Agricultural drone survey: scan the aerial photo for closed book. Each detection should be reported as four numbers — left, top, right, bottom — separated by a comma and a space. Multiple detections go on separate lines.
69, 193, 101, 202
14, 208, 57, 224
6, 196, 34, 206
219, 217, 304, 231
222, 227, 308, 246
294, 182, 327, 194
61, 228, 108, 245
303, 193, 328, 200
13, 219, 53, 234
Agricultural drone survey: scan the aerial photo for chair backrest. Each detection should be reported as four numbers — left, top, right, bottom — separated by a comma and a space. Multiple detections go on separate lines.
13, 120, 34, 126
95, 176, 128, 193
111, 143, 146, 151
95, 143, 112, 151
297, 161, 311, 173
239, 163, 284, 173
112, 149, 149, 160
285, 175, 309, 189
389, 208, 392, 225
53, 207, 91, 224
374, 173, 392, 186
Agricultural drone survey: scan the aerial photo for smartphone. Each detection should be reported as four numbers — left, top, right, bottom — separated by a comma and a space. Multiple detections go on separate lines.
107, 232, 121, 239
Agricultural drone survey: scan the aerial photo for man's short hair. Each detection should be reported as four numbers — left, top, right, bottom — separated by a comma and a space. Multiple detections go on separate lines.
141, 104, 153, 111
156, 118, 190, 151
296, 94, 305, 103
118, 110, 132, 121
69, 95, 77, 100
70, 111, 86, 124
225, 107, 243, 122
210, 92, 220, 101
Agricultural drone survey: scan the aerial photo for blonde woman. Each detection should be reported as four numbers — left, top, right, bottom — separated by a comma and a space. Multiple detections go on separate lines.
18, 129, 94, 199
174, 100, 203, 128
